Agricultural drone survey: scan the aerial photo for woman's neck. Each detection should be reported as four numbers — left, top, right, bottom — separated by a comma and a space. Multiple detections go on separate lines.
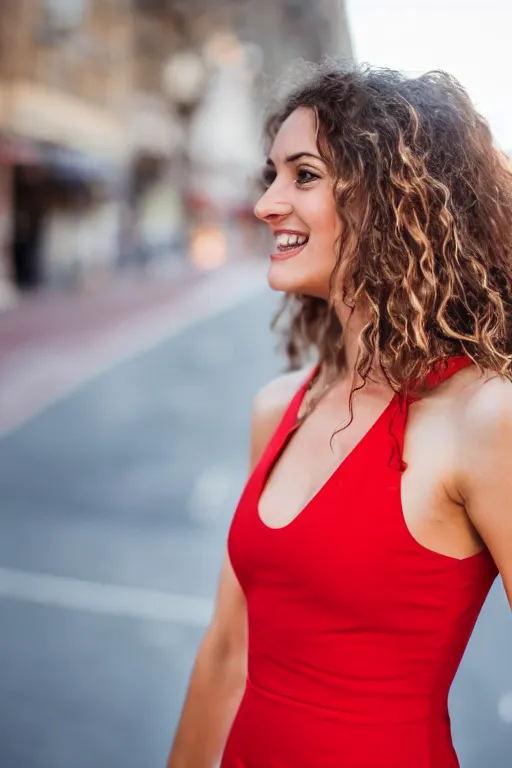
335, 302, 389, 390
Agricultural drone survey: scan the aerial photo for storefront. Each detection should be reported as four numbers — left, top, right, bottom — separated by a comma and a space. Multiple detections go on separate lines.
123, 94, 185, 267
0, 83, 127, 292
0, 133, 40, 302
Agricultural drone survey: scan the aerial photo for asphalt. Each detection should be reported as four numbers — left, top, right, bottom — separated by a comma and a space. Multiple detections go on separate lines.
0, 288, 510, 768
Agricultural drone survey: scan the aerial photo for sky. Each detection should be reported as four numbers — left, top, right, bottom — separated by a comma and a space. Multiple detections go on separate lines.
345, 0, 512, 149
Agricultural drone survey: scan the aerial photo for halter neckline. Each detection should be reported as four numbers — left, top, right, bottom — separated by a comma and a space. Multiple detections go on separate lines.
305, 355, 473, 399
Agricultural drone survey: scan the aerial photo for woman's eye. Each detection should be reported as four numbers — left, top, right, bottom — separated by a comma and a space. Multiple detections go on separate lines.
295, 169, 319, 186
258, 167, 319, 191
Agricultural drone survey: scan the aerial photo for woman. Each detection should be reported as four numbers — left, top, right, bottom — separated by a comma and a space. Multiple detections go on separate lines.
167, 64, 512, 768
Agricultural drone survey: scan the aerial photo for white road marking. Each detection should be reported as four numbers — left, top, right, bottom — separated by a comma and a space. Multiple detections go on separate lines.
498, 692, 512, 724
188, 466, 239, 522
0, 566, 214, 627
0, 259, 268, 438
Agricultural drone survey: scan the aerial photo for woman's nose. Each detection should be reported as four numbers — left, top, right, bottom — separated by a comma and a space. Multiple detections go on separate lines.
254, 188, 293, 223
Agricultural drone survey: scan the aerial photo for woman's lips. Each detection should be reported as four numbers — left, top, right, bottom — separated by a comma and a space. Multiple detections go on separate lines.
270, 242, 308, 261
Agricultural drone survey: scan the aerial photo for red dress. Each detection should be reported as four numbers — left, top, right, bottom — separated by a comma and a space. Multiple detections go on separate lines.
222, 357, 497, 768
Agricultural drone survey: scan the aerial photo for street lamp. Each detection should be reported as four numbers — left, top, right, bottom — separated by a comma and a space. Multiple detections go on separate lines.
162, 50, 206, 112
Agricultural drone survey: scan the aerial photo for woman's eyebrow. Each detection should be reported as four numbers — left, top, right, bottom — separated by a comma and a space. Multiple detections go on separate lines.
266, 151, 323, 166
285, 151, 323, 163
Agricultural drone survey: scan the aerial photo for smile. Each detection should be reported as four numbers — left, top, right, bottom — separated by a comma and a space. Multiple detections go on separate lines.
271, 231, 309, 260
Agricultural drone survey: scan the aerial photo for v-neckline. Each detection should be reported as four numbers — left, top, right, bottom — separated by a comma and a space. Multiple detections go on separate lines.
256, 355, 473, 531
256, 389, 398, 531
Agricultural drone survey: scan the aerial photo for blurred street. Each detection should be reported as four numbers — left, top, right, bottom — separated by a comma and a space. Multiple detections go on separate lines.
0, 259, 279, 768
0, 264, 511, 768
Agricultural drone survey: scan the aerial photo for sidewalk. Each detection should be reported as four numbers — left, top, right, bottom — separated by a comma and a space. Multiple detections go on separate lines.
0, 255, 268, 436
0, 260, 200, 350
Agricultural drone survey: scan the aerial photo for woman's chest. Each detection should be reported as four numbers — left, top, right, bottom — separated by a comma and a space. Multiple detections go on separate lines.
231, 408, 484, 609
257, 393, 394, 529
254, 393, 482, 561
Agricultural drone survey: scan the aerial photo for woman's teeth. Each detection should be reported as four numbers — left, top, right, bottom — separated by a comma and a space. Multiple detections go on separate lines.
275, 233, 308, 251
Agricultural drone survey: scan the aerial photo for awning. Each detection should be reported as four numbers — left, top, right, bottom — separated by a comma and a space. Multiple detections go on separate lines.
0, 80, 128, 164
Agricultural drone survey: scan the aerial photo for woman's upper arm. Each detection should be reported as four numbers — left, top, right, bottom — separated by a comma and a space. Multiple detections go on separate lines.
458, 378, 512, 608
207, 551, 247, 657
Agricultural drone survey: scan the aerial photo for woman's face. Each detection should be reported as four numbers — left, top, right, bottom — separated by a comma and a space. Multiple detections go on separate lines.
254, 107, 341, 299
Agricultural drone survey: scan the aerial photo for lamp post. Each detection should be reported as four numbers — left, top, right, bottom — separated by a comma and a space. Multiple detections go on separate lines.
183, 31, 264, 266
160, 49, 207, 265
162, 50, 207, 118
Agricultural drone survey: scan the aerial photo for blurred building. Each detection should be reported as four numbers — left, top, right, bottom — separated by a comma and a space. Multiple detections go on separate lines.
0, 0, 189, 297
0, 0, 352, 301
229, 0, 352, 76
167, 0, 354, 268
0, 0, 132, 294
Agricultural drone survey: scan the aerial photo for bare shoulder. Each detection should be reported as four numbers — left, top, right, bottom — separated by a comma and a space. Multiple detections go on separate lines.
455, 371, 512, 604
249, 367, 312, 470
253, 366, 311, 415
454, 370, 512, 485
459, 371, 512, 445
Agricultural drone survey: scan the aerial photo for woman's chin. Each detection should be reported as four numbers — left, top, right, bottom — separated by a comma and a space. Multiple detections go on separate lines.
267, 262, 305, 294
267, 262, 325, 297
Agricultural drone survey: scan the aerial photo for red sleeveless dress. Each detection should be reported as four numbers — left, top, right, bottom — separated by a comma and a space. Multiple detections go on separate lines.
222, 357, 497, 768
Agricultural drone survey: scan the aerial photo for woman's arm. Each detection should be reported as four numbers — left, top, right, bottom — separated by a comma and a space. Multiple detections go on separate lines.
457, 376, 512, 608
167, 369, 307, 767
166, 552, 247, 768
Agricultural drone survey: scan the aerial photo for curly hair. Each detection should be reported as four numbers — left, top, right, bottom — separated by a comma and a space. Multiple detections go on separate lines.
265, 62, 512, 396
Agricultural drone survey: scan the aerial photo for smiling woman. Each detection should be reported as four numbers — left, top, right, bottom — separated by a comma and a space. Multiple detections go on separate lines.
167, 62, 512, 768
255, 115, 341, 298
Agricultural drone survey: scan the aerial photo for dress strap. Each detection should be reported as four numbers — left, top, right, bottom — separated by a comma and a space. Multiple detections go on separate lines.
259, 364, 319, 469
423, 355, 473, 390
283, 363, 319, 433
406, 355, 473, 403
392, 355, 473, 471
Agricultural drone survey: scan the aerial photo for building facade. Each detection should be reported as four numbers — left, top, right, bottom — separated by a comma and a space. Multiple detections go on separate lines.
0, 0, 134, 295
0, 0, 352, 301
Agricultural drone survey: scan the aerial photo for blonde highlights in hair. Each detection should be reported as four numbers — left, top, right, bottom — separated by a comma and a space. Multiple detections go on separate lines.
266, 63, 512, 392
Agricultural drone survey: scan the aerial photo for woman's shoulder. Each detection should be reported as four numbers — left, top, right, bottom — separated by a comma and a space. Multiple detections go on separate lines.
249, 366, 313, 470
451, 368, 512, 487
253, 366, 312, 415
457, 369, 512, 445
454, 370, 512, 601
